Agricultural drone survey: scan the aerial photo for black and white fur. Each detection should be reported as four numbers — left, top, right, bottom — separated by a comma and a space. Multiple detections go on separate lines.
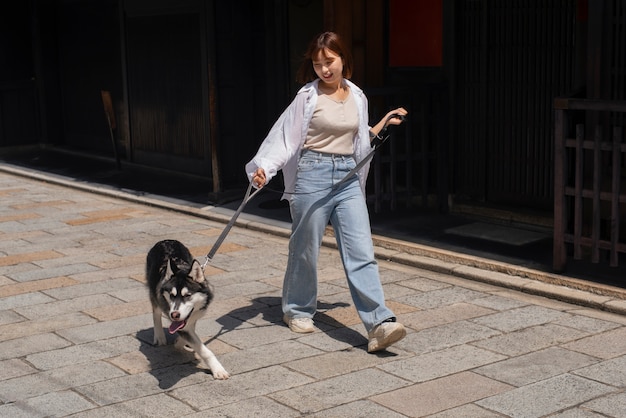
146, 239, 229, 379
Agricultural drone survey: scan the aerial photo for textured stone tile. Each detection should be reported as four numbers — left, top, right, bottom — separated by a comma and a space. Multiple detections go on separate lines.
428, 403, 505, 417
0, 390, 95, 417
0, 312, 96, 343
573, 354, 626, 386
308, 400, 407, 418
475, 347, 598, 386
401, 302, 495, 331
68, 393, 196, 418
14, 293, 122, 319
270, 368, 409, 414
0, 250, 63, 267
76, 373, 164, 406
201, 396, 301, 418
170, 365, 314, 410
0, 333, 71, 361
26, 335, 141, 370
477, 374, 614, 418
582, 392, 626, 417
0, 276, 78, 297
394, 320, 501, 355
470, 305, 570, 332
83, 300, 152, 321
473, 324, 588, 357
371, 371, 513, 417
398, 286, 487, 309
380, 344, 506, 383
563, 327, 626, 359
0, 359, 37, 381
56, 313, 153, 344
287, 347, 408, 380
219, 339, 322, 375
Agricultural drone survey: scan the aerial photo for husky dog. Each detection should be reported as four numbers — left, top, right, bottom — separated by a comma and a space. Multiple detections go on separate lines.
146, 239, 229, 379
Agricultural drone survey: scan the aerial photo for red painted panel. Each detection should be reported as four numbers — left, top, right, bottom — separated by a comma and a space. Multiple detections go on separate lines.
389, 0, 443, 67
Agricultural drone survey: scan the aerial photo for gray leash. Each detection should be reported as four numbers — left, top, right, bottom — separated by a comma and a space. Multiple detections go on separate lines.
201, 181, 261, 269
201, 113, 404, 268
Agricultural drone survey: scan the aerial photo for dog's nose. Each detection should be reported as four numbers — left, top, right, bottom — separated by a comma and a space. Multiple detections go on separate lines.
171, 311, 180, 320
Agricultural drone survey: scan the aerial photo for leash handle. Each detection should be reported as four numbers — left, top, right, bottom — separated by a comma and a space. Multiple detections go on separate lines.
202, 181, 260, 269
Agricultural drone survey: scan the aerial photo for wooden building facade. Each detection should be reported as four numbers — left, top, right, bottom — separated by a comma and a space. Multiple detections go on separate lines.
1, 0, 625, 269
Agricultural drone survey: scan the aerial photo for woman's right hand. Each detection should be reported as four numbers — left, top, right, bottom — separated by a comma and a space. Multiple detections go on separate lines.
252, 168, 267, 188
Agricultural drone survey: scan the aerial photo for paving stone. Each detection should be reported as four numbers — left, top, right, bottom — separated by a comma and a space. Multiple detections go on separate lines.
379, 344, 506, 383
200, 396, 301, 418
475, 346, 599, 386
582, 391, 626, 417
401, 302, 495, 331
0, 309, 25, 326
218, 339, 322, 375
427, 403, 504, 417
308, 400, 407, 418
472, 324, 589, 357
13, 293, 124, 319
269, 368, 410, 414
0, 359, 37, 381
562, 327, 626, 359
25, 335, 141, 370
170, 365, 314, 410
0, 291, 55, 311
476, 374, 615, 418
394, 320, 501, 355
67, 393, 196, 418
470, 305, 571, 332
0, 312, 96, 343
0, 333, 71, 361
42, 277, 142, 299
548, 408, 608, 417
553, 313, 623, 333
0, 276, 78, 298
371, 371, 512, 417
56, 313, 153, 344
398, 285, 488, 309
0, 390, 95, 418
573, 354, 626, 386
75, 373, 165, 406
9, 262, 101, 283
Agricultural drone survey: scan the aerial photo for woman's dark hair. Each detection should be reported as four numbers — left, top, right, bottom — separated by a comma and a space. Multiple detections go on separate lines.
295, 31, 353, 84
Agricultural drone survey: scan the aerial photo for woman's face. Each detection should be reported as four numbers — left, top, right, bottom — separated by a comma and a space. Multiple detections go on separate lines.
312, 48, 344, 87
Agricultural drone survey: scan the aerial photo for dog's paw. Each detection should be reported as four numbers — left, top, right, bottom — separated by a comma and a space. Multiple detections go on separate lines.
212, 366, 230, 380
153, 331, 167, 346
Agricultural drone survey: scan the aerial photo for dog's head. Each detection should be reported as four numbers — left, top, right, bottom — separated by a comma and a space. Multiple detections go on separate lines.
161, 258, 212, 334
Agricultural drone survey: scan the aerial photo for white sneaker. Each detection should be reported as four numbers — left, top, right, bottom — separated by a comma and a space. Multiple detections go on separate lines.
367, 321, 406, 353
283, 315, 316, 333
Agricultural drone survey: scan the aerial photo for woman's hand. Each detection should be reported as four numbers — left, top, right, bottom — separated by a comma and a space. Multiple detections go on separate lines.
384, 107, 408, 127
252, 168, 267, 188
370, 107, 409, 140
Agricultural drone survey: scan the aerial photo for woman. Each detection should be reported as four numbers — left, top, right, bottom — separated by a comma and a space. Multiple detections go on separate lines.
246, 32, 407, 352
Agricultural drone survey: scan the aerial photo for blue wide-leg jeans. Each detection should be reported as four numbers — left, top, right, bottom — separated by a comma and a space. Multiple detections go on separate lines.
282, 150, 395, 332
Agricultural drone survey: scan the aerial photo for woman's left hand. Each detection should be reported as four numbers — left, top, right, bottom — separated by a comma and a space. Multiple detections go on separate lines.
385, 107, 408, 126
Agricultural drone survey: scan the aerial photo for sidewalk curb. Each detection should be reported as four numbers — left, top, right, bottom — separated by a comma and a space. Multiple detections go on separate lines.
3, 163, 626, 316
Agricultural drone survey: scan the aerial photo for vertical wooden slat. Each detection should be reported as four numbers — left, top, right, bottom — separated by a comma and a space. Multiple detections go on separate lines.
553, 106, 567, 272
592, 125, 602, 262
573, 124, 584, 259
610, 126, 622, 266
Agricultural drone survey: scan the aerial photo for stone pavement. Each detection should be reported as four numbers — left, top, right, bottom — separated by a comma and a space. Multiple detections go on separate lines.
2, 169, 626, 417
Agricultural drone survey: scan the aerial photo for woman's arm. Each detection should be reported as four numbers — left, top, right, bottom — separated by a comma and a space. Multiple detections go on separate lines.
369, 107, 408, 141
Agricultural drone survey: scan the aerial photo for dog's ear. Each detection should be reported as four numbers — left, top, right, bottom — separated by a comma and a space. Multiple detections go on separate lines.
189, 260, 205, 283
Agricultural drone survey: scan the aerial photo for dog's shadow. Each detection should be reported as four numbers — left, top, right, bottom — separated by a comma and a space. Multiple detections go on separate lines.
136, 329, 207, 389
